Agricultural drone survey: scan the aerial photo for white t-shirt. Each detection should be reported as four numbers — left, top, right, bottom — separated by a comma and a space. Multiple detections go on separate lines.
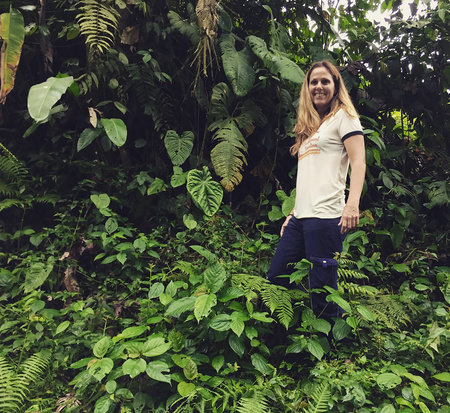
293, 108, 363, 219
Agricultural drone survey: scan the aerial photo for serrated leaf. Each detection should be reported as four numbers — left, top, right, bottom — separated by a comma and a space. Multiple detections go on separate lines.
101, 118, 127, 147
148, 282, 164, 299
165, 296, 196, 317
203, 262, 227, 293
209, 314, 232, 331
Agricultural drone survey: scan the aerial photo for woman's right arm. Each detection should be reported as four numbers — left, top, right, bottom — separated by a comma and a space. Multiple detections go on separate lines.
280, 210, 294, 237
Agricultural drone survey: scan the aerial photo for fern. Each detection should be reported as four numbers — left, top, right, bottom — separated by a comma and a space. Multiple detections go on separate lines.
0, 143, 28, 200
362, 294, 419, 330
232, 273, 298, 328
237, 390, 270, 413
76, 0, 120, 55
0, 352, 50, 413
304, 382, 331, 413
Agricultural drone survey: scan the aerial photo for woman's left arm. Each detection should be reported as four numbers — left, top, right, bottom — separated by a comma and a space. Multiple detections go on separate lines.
339, 134, 366, 234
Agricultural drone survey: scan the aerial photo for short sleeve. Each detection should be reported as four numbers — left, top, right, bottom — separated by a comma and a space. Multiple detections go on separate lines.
338, 110, 363, 142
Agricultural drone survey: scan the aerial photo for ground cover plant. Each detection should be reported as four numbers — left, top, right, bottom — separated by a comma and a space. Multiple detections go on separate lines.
0, 0, 449, 412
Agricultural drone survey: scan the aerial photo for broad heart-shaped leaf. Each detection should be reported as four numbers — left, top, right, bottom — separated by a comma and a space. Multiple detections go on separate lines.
220, 34, 255, 97
0, 8, 25, 104
122, 358, 147, 378
24, 257, 54, 293
164, 130, 194, 166
146, 360, 171, 384
194, 293, 217, 322
177, 381, 195, 397
101, 118, 127, 147
88, 358, 114, 382
27, 76, 74, 122
186, 167, 223, 216
203, 262, 227, 293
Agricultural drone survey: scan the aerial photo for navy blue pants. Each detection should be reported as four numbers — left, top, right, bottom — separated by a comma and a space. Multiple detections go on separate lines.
267, 217, 344, 321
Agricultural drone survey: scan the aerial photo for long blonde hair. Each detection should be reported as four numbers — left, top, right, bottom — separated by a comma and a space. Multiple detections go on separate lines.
291, 60, 358, 156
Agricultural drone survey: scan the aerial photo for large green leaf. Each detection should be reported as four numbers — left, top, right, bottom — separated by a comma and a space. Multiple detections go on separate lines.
122, 358, 146, 378
186, 166, 223, 216
203, 262, 227, 293
24, 258, 55, 293
194, 293, 217, 322
0, 8, 25, 103
246, 35, 304, 84
220, 34, 255, 97
27, 76, 74, 122
165, 296, 197, 317
101, 118, 127, 147
164, 130, 194, 166
146, 360, 171, 384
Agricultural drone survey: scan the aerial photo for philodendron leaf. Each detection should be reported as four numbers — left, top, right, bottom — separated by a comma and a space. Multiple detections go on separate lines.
220, 33, 255, 97
186, 166, 223, 216
0, 8, 25, 104
101, 118, 127, 147
24, 257, 55, 293
27, 76, 74, 122
164, 130, 194, 166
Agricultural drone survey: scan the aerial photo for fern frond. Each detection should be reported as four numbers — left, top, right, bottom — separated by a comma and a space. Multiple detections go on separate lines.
232, 273, 296, 328
76, 0, 120, 55
237, 391, 270, 413
304, 382, 331, 413
340, 282, 379, 296
19, 351, 50, 384
338, 268, 369, 281
362, 294, 418, 330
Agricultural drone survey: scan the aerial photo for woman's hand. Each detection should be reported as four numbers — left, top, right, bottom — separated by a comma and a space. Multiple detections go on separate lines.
280, 214, 293, 237
338, 204, 359, 234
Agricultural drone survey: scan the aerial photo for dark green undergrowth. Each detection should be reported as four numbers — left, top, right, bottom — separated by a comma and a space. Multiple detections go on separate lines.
0, 182, 449, 412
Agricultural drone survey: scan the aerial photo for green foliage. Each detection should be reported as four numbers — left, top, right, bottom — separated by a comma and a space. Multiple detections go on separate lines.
27, 76, 74, 123
76, 0, 120, 55
0, 351, 50, 413
304, 382, 331, 413
187, 166, 223, 216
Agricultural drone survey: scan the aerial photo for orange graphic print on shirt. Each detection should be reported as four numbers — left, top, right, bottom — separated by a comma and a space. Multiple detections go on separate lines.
298, 135, 320, 161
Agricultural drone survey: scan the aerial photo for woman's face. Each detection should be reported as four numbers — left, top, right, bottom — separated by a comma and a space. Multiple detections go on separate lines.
308, 66, 336, 115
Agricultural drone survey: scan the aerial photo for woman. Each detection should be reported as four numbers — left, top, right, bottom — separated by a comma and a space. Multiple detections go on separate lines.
267, 60, 366, 322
